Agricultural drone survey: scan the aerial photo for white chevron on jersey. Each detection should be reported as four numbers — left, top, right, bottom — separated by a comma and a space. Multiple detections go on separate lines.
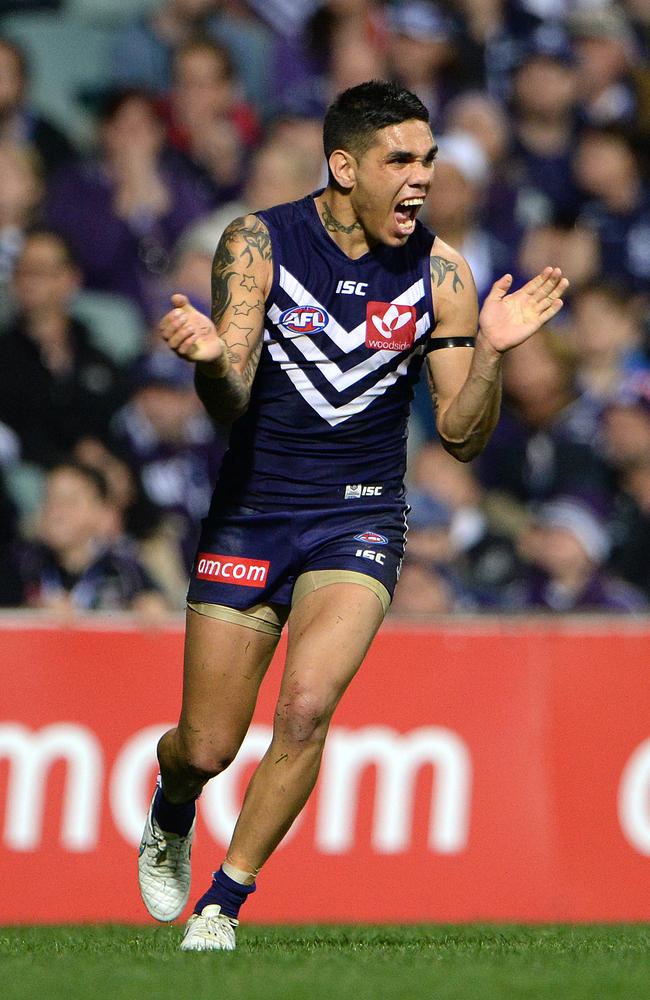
265, 335, 426, 427
268, 304, 431, 391
278, 265, 426, 352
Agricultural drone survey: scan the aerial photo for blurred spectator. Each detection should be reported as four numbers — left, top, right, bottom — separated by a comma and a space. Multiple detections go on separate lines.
209, 1, 276, 116
568, 283, 648, 404
601, 377, 650, 599
443, 90, 510, 169
177, 137, 326, 303
0, 36, 77, 179
516, 495, 647, 611
508, 26, 582, 228
517, 220, 600, 289
17, 461, 168, 616
110, 0, 274, 115
166, 36, 258, 204
443, 90, 521, 253
0, 230, 126, 469
45, 88, 213, 322
455, 0, 548, 101
0, 142, 43, 316
404, 488, 455, 569
626, 0, 650, 134
574, 127, 650, 296
327, 20, 388, 97
600, 375, 650, 476
246, 0, 317, 38
111, 0, 218, 94
392, 488, 457, 615
265, 105, 326, 184
416, 129, 512, 440
476, 328, 610, 511
422, 130, 512, 303
0, 434, 23, 606
109, 348, 225, 574
273, 0, 386, 113
386, 1, 459, 130
409, 442, 524, 608
73, 436, 189, 608
390, 558, 455, 616
569, 5, 639, 127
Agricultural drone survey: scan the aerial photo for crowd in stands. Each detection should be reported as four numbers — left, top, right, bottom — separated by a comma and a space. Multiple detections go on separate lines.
0, 0, 648, 617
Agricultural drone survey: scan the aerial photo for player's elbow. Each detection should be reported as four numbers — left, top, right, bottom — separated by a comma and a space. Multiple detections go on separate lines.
438, 433, 482, 463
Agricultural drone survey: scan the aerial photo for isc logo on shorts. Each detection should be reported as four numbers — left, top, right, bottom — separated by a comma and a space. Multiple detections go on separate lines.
365, 302, 416, 352
195, 552, 270, 588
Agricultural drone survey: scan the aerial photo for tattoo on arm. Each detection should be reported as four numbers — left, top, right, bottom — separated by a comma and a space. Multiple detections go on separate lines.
322, 200, 362, 234
242, 341, 262, 388
211, 228, 237, 327
210, 216, 268, 326
238, 217, 272, 267
430, 255, 465, 293
221, 321, 256, 366
202, 215, 269, 422
233, 300, 262, 317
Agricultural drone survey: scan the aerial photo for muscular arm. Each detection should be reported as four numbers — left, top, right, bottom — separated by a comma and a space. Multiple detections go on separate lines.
426, 241, 501, 462
426, 240, 567, 463
160, 214, 271, 424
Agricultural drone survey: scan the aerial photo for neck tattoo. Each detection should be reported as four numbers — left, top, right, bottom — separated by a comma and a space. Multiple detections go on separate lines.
322, 201, 362, 235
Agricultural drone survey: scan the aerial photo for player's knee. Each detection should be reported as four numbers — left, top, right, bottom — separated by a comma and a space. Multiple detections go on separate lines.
275, 689, 331, 745
181, 741, 239, 780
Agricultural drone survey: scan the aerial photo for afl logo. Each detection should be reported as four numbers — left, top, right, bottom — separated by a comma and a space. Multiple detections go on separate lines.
279, 306, 329, 335
354, 531, 388, 545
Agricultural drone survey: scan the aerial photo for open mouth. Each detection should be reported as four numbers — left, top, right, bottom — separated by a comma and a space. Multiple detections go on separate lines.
394, 198, 425, 234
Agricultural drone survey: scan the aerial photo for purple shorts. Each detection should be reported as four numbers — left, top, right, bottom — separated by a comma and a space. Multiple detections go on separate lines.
186, 501, 408, 610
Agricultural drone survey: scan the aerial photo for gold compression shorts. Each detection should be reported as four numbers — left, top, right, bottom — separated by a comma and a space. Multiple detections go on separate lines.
187, 569, 391, 636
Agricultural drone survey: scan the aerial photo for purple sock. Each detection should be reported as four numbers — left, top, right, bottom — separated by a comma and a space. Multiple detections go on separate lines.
193, 867, 256, 919
152, 784, 196, 837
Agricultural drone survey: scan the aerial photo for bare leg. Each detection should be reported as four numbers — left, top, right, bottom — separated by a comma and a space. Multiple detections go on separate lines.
158, 607, 279, 803
225, 583, 385, 871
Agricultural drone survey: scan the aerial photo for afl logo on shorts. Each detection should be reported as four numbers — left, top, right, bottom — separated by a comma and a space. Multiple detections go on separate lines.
279, 306, 329, 336
354, 531, 388, 545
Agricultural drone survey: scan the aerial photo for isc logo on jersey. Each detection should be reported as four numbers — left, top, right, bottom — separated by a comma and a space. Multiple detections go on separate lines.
365, 302, 416, 352
279, 306, 329, 336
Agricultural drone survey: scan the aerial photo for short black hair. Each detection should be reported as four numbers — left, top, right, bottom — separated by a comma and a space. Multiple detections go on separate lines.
323, 80, 429, 165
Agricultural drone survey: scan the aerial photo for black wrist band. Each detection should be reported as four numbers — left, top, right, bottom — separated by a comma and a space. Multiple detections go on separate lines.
428, 336, 476, 351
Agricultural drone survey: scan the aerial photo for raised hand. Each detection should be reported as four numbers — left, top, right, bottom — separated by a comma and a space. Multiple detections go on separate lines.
159, 293, 227, 368
478, 267, 569, 354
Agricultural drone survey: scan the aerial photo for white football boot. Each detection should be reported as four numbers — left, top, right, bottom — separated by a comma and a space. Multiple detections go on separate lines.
138, 790, 195, 922
180, 904, 238, 951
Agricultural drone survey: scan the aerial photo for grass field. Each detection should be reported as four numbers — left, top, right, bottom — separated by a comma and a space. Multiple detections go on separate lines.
2, 924, 649, 1000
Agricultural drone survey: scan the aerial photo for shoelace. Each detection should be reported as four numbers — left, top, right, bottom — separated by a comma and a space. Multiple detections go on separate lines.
148, 824, 185, 864
202, 912, 239, 932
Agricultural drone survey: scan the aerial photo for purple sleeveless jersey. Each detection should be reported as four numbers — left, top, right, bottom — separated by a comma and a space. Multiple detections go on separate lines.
210, 192, 436, 511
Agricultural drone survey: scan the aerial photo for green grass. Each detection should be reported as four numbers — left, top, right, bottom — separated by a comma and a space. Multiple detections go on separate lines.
2, 924, 649, 1000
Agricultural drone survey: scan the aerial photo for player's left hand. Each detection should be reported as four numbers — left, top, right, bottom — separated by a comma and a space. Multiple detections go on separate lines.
478, 267, 569, 355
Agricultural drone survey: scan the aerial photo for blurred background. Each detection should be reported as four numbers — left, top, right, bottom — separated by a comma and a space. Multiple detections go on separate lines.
2, 0, 650, 931
0, 0, 648, 621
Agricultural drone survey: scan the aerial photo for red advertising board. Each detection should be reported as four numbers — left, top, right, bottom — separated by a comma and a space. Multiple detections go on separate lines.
1, 615, 650, 924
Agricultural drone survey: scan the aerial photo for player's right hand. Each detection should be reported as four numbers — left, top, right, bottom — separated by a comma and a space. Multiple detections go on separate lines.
159, 293, 228, 369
